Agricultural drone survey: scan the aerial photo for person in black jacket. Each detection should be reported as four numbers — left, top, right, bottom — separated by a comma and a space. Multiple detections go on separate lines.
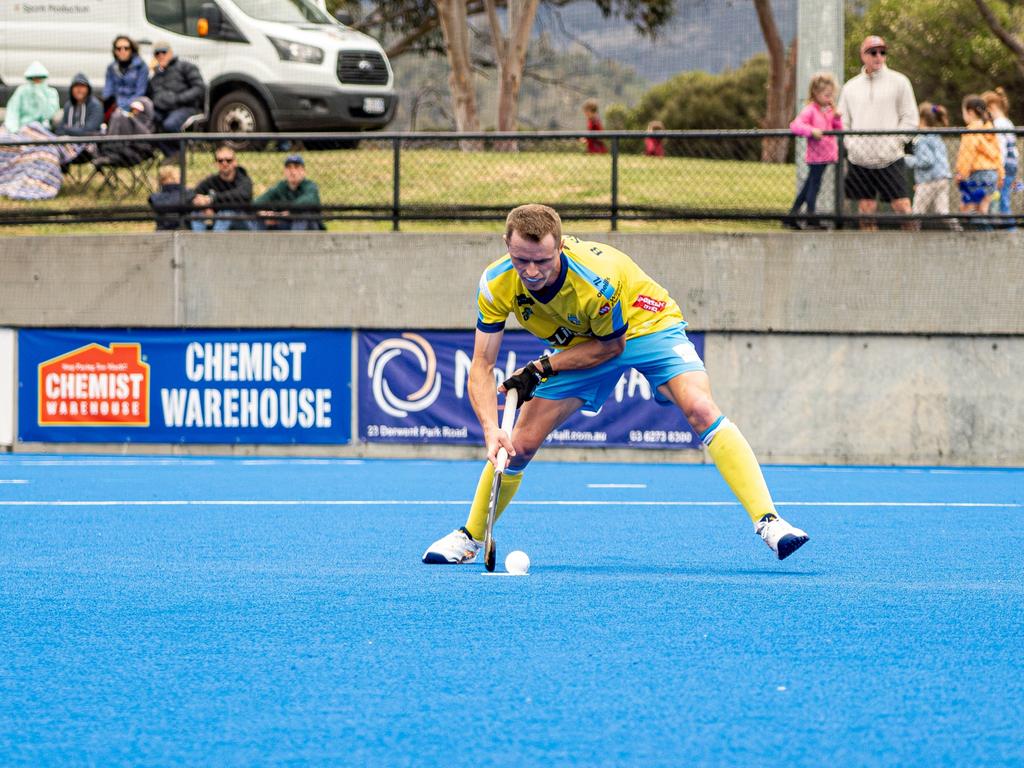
55, 72, 104, 138
149, 42, 205, 156
191, 145, 254, 231
148, 164, 193, 230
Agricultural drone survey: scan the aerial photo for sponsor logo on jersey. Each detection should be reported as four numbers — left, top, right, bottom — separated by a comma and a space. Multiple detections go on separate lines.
598, 303, 611, 316
591, 276, 613, 297
515, 294, 535, 306
38, 342, 150, 426
546, 327, 577, 346
522, 306, 533, 321
567, 314, 580, 325
632, 295, 666, 313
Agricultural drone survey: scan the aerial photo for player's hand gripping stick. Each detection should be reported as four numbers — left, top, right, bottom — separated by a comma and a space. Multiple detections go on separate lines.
483, 387, 518, 572
501, 356, 555, 406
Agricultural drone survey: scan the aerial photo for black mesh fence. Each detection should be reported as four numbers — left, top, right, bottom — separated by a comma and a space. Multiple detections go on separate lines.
0, 128, 1020, 230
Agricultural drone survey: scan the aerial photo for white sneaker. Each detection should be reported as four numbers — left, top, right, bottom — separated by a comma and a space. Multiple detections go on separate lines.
756, 513, 809, 560
422, 527, 482, 564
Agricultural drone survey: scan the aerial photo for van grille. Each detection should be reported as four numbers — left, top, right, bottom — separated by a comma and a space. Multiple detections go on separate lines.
337, 52, 389, 85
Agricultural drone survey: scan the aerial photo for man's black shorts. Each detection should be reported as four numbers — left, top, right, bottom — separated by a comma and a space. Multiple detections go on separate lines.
844, 159, 909, 202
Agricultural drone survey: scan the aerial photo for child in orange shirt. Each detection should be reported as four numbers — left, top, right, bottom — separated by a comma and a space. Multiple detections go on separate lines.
956, 95, 1003, 221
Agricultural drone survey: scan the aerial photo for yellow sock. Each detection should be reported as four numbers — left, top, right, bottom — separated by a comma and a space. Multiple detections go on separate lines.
703, 417, 776, 524
464, 463, 524, 541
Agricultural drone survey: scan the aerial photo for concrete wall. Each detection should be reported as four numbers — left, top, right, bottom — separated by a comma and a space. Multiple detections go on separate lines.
2, 231, 1021, 465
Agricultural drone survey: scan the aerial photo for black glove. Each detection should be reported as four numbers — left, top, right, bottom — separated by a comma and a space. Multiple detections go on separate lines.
501, 357, 554, 406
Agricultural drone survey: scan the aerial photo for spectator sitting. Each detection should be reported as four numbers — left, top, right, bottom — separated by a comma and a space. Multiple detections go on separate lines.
191, 144, 254, 232
148, 41, 205, 158
94, 97, 156, 166
103, 36, 149, 115
581, 98, 608, 154
3, 61, 60, 134
254, 154, 323, 230
644, 120, 665, 157
148, 164, 193, 230
54, 72, 104, 138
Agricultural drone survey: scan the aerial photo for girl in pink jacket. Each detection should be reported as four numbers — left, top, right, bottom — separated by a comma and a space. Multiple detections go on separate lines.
785, 72, 844, 229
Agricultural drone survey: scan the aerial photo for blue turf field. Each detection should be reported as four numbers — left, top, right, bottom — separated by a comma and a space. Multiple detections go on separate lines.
0, 455, 1021, 766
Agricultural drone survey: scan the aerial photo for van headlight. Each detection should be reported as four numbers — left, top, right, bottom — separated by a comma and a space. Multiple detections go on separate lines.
267, 36, 324, 64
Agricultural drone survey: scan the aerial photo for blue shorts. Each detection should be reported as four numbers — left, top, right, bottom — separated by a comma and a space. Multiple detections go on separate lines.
533, 324, 705, 412
959, 171, 998, 204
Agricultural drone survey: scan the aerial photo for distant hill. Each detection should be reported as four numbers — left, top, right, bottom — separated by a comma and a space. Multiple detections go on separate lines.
534, 0, 797, 83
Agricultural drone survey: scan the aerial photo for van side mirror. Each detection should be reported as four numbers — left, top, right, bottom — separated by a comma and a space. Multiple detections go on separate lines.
197, 2, 223, 37
333, 9, 353, 25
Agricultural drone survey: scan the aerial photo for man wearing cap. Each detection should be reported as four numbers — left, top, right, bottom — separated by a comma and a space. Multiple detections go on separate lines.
253, 154, 323, 231
837, 35, 918, 229
148, 42, 205, 155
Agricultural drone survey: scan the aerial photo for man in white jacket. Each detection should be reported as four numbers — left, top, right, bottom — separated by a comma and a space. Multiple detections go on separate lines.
838, 35, 918, 229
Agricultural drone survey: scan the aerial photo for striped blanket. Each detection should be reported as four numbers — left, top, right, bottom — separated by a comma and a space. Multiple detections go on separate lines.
0, 123, 84, 201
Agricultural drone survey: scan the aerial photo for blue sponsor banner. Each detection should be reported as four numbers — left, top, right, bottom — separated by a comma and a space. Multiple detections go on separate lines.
19, 329, 351, 444
358, 329, 703, 448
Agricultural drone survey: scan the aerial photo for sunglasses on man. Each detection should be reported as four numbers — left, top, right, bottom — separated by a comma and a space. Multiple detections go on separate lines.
865, 48, 887, 56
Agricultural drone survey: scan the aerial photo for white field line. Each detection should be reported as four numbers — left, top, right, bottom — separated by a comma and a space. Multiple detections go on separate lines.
586, 483, 647, 488
0, 500, 1018, 508
0, 480, 28, 484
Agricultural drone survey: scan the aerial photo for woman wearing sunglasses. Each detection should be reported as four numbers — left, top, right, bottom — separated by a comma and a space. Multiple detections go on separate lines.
102, 35, 149, 116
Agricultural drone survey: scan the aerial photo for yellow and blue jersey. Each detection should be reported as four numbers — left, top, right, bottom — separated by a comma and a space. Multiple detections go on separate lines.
476, 237, 685, 349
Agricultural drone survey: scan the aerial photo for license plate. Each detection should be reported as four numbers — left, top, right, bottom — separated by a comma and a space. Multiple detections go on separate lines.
363, 97, 386, 114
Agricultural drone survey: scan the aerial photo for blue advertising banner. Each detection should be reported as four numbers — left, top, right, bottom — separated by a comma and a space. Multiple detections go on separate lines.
358, 330, 703, 448
18, 329, 351, 444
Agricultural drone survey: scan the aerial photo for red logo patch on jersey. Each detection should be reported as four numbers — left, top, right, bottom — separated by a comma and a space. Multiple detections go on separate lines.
598, 303, 611, 316
632, 295, 666, 313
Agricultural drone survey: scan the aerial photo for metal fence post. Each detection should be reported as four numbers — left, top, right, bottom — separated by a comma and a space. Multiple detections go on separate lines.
610, 136, 619, 231
392, 137, 401, 232
178, 136, 189, 231
834, 132, 845, 230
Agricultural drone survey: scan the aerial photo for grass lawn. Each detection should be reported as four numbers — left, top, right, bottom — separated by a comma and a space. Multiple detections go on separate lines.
0, 144, 798, 235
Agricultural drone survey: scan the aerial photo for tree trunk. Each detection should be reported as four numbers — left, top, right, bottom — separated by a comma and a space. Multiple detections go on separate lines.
485, 0, 541, 151
753, 0, 796, 163
973, 0, 1024, 81
434, 0, 482, 150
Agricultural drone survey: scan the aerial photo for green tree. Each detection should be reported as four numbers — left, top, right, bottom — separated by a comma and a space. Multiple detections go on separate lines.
620, 55, 770, 160
846, 0, 1024, 124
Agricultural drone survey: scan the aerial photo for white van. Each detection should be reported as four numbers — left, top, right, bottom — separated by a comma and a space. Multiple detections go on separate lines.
0, 0, 397, 135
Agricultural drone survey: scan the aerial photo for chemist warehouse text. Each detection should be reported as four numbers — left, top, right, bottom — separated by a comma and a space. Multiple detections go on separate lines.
160, 342, 333, 429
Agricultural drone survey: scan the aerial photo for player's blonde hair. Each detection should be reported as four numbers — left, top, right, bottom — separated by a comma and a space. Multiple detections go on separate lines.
505, 204, 562, 244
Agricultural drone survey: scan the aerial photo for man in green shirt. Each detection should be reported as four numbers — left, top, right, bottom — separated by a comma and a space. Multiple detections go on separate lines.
254, 154, 323, 230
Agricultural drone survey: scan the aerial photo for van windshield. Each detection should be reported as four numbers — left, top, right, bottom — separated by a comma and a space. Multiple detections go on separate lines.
232, 0, 331, 24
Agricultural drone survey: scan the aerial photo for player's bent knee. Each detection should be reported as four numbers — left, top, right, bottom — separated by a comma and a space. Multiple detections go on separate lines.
683, 395, 720, 433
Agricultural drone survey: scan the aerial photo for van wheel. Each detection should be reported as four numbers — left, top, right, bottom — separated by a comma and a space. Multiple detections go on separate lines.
211, 91, 271, 150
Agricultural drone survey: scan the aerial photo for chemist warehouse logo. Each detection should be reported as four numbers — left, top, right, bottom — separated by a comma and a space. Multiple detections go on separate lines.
38, 343, 150, 426
367, 333, 442, 418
